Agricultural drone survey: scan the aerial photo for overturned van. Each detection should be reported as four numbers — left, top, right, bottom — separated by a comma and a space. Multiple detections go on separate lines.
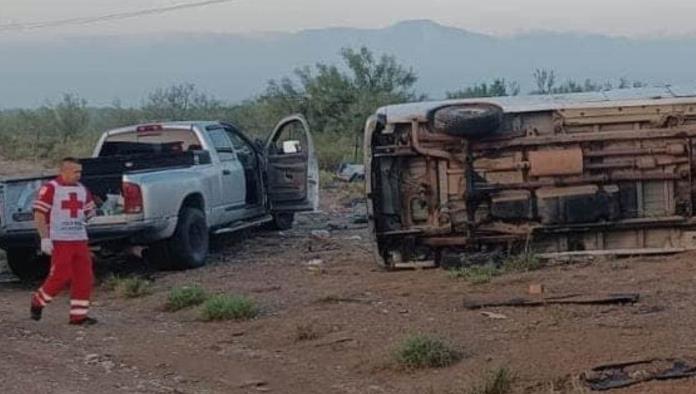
364, 87, 696, 268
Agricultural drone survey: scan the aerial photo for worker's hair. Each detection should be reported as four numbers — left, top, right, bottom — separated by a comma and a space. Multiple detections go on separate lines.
61, 157, 80, 164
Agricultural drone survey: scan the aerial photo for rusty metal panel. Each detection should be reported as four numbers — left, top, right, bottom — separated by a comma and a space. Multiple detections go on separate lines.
644, 228, 675, 249
604, 230, 641, 249
447, 168, 465, 196
529, 148, 583, 177
485, 171, 524, 184
642, 181, 673, 217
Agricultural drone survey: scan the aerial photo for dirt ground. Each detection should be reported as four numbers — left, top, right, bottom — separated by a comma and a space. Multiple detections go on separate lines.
3, 170, 696, 393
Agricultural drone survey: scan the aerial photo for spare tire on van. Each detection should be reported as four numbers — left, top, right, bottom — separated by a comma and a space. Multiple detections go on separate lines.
430, 104, 503, 138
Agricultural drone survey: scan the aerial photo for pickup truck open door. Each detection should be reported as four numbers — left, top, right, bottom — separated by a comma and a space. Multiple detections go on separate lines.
264, 115, 319, 212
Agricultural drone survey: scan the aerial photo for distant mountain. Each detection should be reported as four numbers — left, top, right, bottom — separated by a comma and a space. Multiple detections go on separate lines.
1, 20, 694, 108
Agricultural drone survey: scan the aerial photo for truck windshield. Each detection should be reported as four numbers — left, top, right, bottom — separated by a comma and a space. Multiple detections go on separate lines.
99, 129, 203, 157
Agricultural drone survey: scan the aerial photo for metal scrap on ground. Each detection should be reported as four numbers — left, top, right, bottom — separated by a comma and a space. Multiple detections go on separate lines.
336, 162, 365, 182
463, 293, 640, 310
582, 358, 696, 391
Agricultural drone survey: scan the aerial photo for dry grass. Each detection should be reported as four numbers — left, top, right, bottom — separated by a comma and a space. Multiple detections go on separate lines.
294, 323, 321, 342
104, 276, 153, 299
392, 334, 461, 369
467, 368, 514, 394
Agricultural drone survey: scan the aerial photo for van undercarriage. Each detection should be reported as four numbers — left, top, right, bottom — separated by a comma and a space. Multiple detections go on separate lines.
366, 90, 696, 268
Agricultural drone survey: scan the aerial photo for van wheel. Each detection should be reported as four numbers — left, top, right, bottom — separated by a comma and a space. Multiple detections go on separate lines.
6, 248, 50, 282
147, 208, 209, 270
271, 212, 295, 230
431, 104, 503, 138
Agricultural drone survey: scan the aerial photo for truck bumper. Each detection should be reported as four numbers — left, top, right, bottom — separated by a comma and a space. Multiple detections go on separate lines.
0, 218, 171, 249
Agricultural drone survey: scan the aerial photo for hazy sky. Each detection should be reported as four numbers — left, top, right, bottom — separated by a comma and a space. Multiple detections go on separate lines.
1, 0, 695, 38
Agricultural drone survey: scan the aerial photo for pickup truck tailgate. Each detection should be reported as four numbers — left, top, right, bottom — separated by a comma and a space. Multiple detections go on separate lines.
0, 176, 51, 233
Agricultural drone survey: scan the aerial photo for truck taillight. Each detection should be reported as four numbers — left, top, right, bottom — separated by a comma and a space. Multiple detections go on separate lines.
122, 182, 143, 214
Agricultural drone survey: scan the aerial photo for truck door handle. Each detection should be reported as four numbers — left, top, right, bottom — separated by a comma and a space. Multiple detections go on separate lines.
222, 170, 232, 175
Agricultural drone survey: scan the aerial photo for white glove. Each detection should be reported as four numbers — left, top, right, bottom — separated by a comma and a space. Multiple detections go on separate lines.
40, 238, 53, 256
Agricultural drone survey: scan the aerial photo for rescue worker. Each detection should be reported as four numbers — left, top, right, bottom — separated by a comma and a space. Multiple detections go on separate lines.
30, 157, 98, 325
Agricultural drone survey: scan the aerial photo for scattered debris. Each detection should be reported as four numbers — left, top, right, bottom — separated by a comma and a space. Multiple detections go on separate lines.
315, 294, 373, 305
314, 337, 356, 348
327, 222, 349, 230
480, 311, 508, 320
582, 358, 696, 391
83, 353, 116, 373
306, 259, 324, 266
528, 284, 545, 295
310, 230, 331, 240
295, 323, 322, 342
464, 293, 640, 310
632, 305, 667, 315
84, 354, 100, 364
250, 285, 282, 293
305, 259, 325, 273
336, 162, 365, 182
237, 379, 269, 389
351, 200, 368, 224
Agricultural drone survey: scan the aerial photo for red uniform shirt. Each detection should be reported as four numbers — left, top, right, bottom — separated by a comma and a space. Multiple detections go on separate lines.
33, 177, 96, 241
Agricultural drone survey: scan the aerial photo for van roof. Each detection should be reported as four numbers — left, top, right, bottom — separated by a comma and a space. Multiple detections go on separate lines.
378, 85, 696, 123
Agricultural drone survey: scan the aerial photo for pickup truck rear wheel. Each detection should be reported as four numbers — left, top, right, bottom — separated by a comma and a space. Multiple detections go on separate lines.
6, 248, 50, 282
147, 207, 209, 270
271, 212, 295, 230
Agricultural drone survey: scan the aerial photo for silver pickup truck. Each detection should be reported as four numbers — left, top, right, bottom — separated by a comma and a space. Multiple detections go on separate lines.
0, 115, 319, 280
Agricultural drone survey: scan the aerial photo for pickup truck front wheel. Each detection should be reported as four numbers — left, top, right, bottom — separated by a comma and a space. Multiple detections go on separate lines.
147, 207, 209, 270
5, 248, 50, 282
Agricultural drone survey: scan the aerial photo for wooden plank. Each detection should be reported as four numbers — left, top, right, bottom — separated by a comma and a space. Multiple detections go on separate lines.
463, 293, 640, 310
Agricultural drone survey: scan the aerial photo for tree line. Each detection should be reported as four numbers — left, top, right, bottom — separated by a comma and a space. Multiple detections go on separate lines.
0, 46, 647, 168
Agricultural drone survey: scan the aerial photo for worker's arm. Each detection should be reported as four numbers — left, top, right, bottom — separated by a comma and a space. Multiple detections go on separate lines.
34, 212, 49, 240
33, 183, 54, 255
84, 190, 96, 221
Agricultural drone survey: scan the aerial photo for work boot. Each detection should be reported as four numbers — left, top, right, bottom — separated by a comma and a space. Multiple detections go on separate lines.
69, 316, 98, 326
30, 305, 43, 321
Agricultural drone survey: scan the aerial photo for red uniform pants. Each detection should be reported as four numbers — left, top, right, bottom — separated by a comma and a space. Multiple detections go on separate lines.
32, 241, 94, 323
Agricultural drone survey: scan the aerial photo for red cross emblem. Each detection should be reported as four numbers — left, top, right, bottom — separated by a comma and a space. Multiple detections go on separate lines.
61, 192, 84, 218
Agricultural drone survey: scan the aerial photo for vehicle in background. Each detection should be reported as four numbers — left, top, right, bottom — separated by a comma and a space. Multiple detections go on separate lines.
336, 162, 365, 182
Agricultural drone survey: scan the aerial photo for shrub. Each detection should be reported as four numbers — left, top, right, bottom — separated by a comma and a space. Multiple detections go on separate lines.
166, 285, 208, 311
448, 265, 500, 284
502, 253, 543, 273
201, 295, 258, 321
393, 334, 461, 369
313, 132, 361, 171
